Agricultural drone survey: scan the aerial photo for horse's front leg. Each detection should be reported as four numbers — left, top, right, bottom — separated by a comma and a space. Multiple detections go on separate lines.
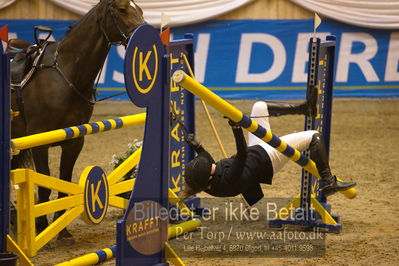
31, 145, 51, 233
53, 137, 85, 240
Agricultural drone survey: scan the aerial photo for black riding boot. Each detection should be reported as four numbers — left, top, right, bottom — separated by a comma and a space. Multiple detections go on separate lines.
266, 85, 318, 117
309, 133, 356, 196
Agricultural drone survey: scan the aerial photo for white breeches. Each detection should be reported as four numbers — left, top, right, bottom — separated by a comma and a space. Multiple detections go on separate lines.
248, 101, 318, 175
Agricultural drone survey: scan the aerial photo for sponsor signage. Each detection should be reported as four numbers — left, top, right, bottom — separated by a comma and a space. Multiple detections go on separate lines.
2, 19, 398, 99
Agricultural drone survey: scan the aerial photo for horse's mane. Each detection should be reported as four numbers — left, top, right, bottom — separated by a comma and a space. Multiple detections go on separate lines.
64, 1, 102, 37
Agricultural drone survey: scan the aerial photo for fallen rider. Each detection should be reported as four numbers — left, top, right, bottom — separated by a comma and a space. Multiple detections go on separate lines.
180, 99, 357, 205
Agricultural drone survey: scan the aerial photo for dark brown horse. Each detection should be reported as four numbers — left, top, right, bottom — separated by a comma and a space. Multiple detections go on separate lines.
10, 0, 144, 238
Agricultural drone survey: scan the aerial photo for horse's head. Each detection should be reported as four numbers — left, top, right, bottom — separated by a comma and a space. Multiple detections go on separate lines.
97, 0, 145, 46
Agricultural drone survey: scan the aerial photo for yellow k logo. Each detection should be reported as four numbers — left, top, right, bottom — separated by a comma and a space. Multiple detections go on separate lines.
91, 180, 104, 212
132, 45, 159, 94
139, 51, 152, 81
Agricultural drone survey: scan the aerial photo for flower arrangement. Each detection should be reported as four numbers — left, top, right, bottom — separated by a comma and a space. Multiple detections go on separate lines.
110, 139, 143, 198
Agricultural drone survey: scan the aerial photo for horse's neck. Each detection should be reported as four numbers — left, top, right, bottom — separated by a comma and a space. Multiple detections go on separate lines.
58, 10, 109, 92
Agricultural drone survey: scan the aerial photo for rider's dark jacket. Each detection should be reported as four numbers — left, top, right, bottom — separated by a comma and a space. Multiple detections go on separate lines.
194, 126, 274, 206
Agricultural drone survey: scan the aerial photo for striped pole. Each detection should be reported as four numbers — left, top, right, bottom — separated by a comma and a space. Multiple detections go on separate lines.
11, 113, 146, 151
55, 220, 200, 266
181, 53, 228, 158
172, 70, 356, 199
55, 246, 116, 266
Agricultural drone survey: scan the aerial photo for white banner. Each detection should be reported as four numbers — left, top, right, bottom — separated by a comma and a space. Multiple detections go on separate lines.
0, 0, 15, 9
290, 0, 399, 29
47, 0, 255, 27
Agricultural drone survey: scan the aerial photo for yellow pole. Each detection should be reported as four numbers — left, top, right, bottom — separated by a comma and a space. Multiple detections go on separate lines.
172, 70, 356, 199
7, 235, 33, 266
180, 53, 228, 158
11, 113, 146, 151
180, 54, 250, 208
168, 219, 202, 239
165, 242, 185, 266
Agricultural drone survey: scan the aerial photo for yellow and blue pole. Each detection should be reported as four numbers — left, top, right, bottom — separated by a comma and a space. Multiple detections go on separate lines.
11, 113, 146, 151
55, 246, 116, 266
55, 220, 201, 266
172, 70, 356, 199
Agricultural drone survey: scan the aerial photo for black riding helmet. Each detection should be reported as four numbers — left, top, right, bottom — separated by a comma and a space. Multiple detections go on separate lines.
185, 150, 215, 191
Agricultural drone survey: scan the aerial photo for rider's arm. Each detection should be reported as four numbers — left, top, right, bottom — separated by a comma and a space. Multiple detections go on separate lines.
223, 121, 247, 184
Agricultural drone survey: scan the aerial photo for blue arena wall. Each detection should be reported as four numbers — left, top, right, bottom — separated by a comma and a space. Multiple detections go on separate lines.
1, 19, 398, 99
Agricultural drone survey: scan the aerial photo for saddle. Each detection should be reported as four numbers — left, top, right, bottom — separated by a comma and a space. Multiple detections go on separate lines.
7, 26, 53, 88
